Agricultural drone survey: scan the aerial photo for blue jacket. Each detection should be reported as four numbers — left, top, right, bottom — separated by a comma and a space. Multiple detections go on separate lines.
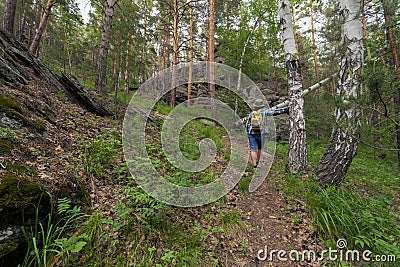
246, 106, 288, 135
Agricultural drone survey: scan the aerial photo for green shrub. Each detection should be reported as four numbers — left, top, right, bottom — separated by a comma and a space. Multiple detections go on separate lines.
82, 134, 121, 179
306, 184, 400, 261
22, 195, 87, 267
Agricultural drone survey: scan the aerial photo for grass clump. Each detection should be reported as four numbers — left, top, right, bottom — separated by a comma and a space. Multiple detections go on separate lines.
306, 184, 400, 262
274, 139, 400, 265
22, 195, 89, 267
82, 131, 121, 179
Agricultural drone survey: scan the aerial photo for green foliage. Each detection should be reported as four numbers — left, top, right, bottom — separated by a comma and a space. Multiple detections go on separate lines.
0, 138, 13, 155
306, 184, 400, 260
154, 103, 174, 115
304, 92, 335, 139
216, 0, 280, 81
57, 91, 68, 101
275, 139, 400, 266
145, 110, 230, 188
22, 195, 87, 267
118, 181, 166, 225
237, 177, 251, 194
358, 60, 400, 155
220, 210, 243, 230
82, 132, 121, 179
0, 127, 19, 141
115, 91, 134, 105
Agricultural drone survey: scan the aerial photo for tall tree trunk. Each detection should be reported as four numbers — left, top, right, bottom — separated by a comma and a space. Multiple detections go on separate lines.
95, 0, 118, 90
310, 0, 319, 82
171, 0, 178, 107
29, 0, 55, 56
188, 1, 193, 106
124, 39, 131, 93
2, 0, 18, 34
291, 6, 305, 88
361, 0, 368, 39
164, 5, 172, 105
18, 0, 28, 42
209, 0, 216, 119
313, 0, 364, 184
278, 0, 308, 173
141, 2, 148, 84
112, 51, 120, 101
381, 0, 400, 171
158, 33, 164, 71
375, 12, 385, 63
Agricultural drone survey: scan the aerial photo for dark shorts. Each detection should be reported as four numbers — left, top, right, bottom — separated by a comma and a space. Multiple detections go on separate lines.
248, 133, 264, 151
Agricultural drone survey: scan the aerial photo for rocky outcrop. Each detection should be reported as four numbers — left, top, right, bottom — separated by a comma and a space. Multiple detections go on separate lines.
0, 29, 111, 117
59, 71, 112, 116
0, 29, 94, 265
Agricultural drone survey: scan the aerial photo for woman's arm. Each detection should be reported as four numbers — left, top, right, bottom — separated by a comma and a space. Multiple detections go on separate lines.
263, 106, 289, 116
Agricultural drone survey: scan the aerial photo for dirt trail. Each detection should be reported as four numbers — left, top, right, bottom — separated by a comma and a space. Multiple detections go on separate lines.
217, 153, 323, 266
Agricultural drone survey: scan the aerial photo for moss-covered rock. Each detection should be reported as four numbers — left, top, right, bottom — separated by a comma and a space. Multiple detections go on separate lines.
0, 138, 13, 155
0, 163, 50, 228
0, 162, 51, 264
57, 176, 91, 208
0, 95, 46, 133
0, 95, 22, 113
0, 239, 18, 258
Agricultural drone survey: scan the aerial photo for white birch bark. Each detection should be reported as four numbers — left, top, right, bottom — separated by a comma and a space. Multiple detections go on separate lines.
278, 0, 308, 173
313, 0, 364, 184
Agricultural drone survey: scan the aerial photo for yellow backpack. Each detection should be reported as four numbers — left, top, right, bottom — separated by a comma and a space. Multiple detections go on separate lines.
250, 110, 263, 131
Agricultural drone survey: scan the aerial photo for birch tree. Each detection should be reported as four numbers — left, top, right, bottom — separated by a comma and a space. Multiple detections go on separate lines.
278, 0, 308, 173
313, 0, 364, 184
309, 0, 319, 81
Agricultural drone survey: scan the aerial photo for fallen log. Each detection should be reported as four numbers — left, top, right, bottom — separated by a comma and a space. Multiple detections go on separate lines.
59, 71, 112, 116
271, 73, 337, 109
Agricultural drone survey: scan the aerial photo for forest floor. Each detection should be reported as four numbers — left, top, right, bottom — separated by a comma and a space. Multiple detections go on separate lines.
84, 117, 325, 267
4, 80, 400, 266
1, 71, 325, 266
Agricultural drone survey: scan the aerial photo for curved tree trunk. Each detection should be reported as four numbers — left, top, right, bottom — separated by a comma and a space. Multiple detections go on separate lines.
2, 0, 18, 34
313, 0, 364, 184
278, 0, 308, 173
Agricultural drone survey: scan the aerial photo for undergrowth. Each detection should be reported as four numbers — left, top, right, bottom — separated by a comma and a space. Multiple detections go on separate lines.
275, 139, 400, 266
67, 103, 244, 266
21, 195, 89, 267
